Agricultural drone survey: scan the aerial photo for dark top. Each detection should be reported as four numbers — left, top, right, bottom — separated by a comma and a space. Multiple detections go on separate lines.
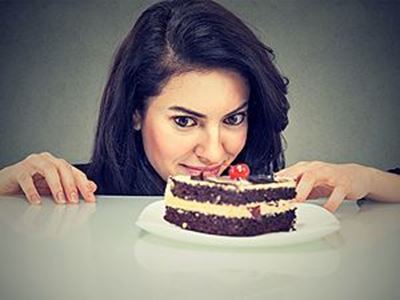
74, 162, 164, 196
74, 163, 123, 195
74, 163, 90, 176
74, 163, 99, 191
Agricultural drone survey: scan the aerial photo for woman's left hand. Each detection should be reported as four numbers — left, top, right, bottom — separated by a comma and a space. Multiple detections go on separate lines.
276, 161, 373, 212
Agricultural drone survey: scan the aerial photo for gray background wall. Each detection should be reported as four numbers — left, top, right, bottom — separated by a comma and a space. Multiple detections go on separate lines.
0, 0, 399, 171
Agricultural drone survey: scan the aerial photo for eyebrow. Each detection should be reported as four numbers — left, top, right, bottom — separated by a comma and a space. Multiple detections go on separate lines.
168, 101, 248, 119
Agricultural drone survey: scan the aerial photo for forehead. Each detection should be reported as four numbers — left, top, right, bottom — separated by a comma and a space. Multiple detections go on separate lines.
148, 69, 249, 114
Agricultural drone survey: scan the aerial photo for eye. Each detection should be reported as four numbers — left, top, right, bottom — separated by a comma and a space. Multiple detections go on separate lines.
223, 112, 247, 126
173, 116, 197, 128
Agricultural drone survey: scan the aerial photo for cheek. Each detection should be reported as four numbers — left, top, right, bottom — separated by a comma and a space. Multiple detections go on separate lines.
223, 127, 248, 156
143, 122, 176, 162
142, 121, 196, 174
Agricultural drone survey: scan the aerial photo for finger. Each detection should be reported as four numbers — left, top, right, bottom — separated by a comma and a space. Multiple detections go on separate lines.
324, 187, 346, 213
276, 161, 311, 179
43, 156, 79, 204
72, 168, 96, 203
41, 165, 66, 204
89, 181, 97, 192
295, 171, 317, 202
33, 165, 80, 201
56, 160, 80, 204
24, 153, 66, 204
276, 166, 299, 178
16, 172, 41, 205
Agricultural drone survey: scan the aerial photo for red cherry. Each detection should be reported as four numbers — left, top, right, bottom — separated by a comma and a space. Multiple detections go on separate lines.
229, 163, 250, 180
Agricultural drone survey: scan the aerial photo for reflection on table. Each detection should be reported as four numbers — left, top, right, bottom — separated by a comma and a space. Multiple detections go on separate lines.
0, 195, 399, 300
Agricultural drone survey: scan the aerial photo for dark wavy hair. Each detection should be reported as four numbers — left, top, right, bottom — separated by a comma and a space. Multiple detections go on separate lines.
88, 0, 290, 195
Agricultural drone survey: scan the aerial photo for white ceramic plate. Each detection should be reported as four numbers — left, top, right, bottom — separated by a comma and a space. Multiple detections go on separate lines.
136, 200, 340, 247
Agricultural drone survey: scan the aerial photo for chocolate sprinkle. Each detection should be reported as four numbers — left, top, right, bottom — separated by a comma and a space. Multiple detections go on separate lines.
248, 174, 276, 184
191, 172, 205, 181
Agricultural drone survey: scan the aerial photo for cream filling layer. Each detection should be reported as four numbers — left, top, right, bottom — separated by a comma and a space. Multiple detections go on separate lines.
165, 190, 296, 218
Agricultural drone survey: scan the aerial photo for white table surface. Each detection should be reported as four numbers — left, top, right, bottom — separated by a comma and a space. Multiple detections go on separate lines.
0, 195, 399, 300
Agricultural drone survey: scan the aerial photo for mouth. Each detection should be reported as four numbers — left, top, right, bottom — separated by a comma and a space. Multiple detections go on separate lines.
179, 163, 224, 177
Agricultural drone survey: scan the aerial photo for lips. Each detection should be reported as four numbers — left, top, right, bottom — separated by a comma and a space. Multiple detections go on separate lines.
180, 163, 222, 177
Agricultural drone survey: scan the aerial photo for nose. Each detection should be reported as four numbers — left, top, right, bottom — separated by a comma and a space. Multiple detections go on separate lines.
194, 125, 225, 165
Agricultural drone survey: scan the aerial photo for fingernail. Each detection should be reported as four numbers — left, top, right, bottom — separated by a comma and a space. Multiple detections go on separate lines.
56, 191, 66, 204
88, 182, 96, 192
88, 193, 96, 202
31, 194, 41, 205
296, 197, 305, 203
70, 191, 79, 203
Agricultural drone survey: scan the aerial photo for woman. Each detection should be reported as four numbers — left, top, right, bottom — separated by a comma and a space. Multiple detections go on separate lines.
0, 0, 399, 211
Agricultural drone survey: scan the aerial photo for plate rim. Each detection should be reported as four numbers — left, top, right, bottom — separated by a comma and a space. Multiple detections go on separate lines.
136, 200, 340, 247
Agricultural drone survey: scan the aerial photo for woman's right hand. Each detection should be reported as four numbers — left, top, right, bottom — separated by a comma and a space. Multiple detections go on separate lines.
0, 152, 97, 205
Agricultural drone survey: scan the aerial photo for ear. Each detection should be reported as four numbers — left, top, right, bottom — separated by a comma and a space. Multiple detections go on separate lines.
133, 110, 142, 131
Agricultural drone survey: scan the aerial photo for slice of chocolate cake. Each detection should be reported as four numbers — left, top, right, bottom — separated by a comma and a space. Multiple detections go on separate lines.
163, 173, 297, 237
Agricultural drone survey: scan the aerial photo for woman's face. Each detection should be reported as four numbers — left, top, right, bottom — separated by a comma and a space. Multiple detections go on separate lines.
139, 69, 249, 181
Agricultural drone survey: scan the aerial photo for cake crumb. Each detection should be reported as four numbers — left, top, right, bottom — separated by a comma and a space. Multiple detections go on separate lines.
182, 222, 188, 229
